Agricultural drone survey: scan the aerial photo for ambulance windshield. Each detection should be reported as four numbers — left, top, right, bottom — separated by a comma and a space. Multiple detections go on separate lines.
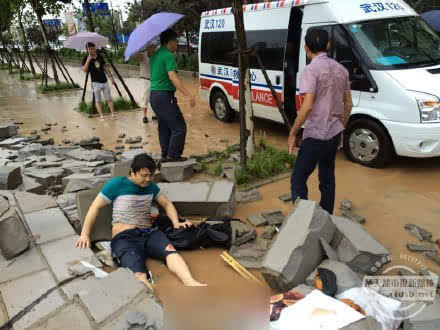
347, 16, 440, 69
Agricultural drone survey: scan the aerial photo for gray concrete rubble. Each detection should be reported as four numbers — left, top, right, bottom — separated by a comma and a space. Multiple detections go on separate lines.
424, 251, 440, 266
0, 166, 23, 190
405, 224, 433, 241
64, 179, 94, 194
341, 317, 382, 330
235, 188, 262, 203
306, 260, 363, 295
420, 269, 440, 288
77, 183, 113, 242
232, 229, 257, 247
278, 193, 292, 202
402, 295, 440, 330
341, 210, 366, 224
407, 244, 437, 252
261, 210, 285, 226
18, 143, 45, 157
121, 149, 146, 161
320, 238, 340, 261
14, 175, 45, 194
247, 214, 268, 227
66, 148, 115, 163
261, 199, 336, 292
0, 124, 18, 138
158, 181, 235, 217
231, 221, 256, 246
160, 159, 198, 182
62, 173, 110, 186
230, 237, 269, 269
24, 167, 64, 188
125, 136, 142, 144
14, 191, 58, 214
331, 216, 391, 274
96, 249, 116, 267
340, 199, 353, 211
0, 195, 30, 260
262, 226, 277, 240
221, 163, 236, 181
111, 160, 131, 177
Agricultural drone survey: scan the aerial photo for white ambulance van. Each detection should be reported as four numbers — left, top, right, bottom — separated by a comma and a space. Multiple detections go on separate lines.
198, 0, 440, 168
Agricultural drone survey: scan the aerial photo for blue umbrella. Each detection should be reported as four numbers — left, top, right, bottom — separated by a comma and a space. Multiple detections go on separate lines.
421, 10, 440, 32
124, 12, 184, 61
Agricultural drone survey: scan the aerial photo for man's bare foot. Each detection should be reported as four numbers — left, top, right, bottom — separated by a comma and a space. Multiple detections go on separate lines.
111, 114, 117, 120
184, 280, 207, 287
99, 116, 105, 121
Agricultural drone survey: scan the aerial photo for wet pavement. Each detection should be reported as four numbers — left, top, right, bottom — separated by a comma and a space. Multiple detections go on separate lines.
1, 62, 440, 315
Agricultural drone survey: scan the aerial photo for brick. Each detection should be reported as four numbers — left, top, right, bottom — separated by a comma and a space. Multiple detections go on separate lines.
0, 166, 23, 190
14, 175, 45, 194
0, 207, 30, 260
77, 268, 145, 324
306, 260, 362, 295
261, 199, 336, 292
102, 295, 163, 330
0, 270, 65, 330
158, 181, 235, 217
332, 216, 390, 274
77, 183, 113, 242
24, 208, 76, 245
0, 248, 46, 284
0, 124, 17, 138
160, 159, 197, 182
15, 191, 58, 214
32, 304, 93, 330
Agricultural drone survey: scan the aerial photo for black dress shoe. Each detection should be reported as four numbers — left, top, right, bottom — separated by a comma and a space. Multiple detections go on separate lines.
143, 117, 148, 123
163, 156, 188, 163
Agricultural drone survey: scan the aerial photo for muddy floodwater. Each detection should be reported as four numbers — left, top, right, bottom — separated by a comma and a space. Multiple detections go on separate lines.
1, 62, 440, 329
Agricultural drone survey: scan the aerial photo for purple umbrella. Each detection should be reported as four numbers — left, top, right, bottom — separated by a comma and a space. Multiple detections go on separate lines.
124, 12, 184, 61
421, 10, 440, 33
64, 32, 109, 51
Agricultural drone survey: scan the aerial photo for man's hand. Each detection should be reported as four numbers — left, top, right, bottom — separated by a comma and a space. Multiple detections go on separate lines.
288, 134, 299, 155
339, 134, 344, 150
76, 234, 91, 249
111, 79, 116, 85
174, 220, 193, 229
189, 96, 196, 108
87, 54, 93, 63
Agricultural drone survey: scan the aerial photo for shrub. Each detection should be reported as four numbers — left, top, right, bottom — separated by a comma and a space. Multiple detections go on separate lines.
38, 82, 80, 93
78, 97, 136, 114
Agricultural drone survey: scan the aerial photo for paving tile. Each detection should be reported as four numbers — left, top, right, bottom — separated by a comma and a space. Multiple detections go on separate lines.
0, 296, 7, 325
0, 270, 65, 330
32, 303, 93, 330
14, 192, 58, 214
61, 276, 97, 301
40, 235, 95, 282
24, 208, 75, 244
77, 268, 145, 324
0, 248, 46, 284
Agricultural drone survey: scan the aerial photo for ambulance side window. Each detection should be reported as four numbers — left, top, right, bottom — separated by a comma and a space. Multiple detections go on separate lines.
201, 32, 235, 66
246, 29, 288, 71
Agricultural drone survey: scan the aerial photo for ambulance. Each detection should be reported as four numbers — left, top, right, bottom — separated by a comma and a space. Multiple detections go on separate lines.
198, 0, 440, 168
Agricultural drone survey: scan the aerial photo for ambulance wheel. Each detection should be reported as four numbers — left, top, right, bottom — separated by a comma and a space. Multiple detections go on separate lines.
212, 91, 234, 122
343, 119, 392, 168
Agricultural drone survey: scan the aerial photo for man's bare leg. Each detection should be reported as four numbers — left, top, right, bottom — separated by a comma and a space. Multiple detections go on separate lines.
95, 102, 105, 121
107, 100, 116, 119
135, 272, 155, 293
143, 107, 148, 123
166, 253, 207, 286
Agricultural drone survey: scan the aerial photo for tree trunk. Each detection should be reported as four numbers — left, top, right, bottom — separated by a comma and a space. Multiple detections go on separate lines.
110, 9, 119, 50
185, 30, 191, 56
232, 0, 254, 167
83, 0, 96, 32
18, 11, 36, 75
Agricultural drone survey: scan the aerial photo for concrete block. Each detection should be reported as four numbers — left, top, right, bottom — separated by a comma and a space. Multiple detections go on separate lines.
0, 166, 22, 190
320, 238, 340, 261
247, 214, 268, 227
306, 260, 362, 295
290, 284, 314, 296
0, 248, 46, 284
41, 235, 96, 282
0, 270, 65, 330
158, 181, 235, 217
261, 210, 285, 226
64, 179, 93, 194
24, 207, 75, 245
160, 159, 197, 182
103, 295, 164, 330
0, 124, 17, 138
15, 191, 57, 214
62, 173, 110, 186
32, 304, 93, 330
24, 167, 64, 188
121, 149, 146, 161
235, 188, 262, 203
111, 161, 131, 177
17, 143, 45, 157
77, 268, 145, 324
66, 148, 115, 163
0, 206, 30, 260
230, 238, 268, 269
14, 175, 45, 194
332, 216, 390, 274
77, 183, 113, 242
261, 199, 336, 292
57, 193, 77, 210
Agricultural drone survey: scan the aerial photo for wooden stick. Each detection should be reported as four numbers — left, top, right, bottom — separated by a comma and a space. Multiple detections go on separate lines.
220, 252, 262, 284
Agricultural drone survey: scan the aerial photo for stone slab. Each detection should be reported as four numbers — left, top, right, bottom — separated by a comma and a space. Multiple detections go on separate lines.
57, 193, 77, 210
262, 199, 336, 292
102, 295, 164, 330
332, 216, 390, 274
40, 235, 96, 282
17, 143, 45, 157
0, 137, 28, 148
407, 244, 437, 252
0, 124, 17, 139
62, 173, 110, 186
0, 270, 65, 330
160, 159, 197, 182
15, 191, 58, 214
24, 167, 64, 188
235, 188, 262, 203
77, 183, 113, 242
158, 181, 235, 217
320, 238, 340, 261
61, 276, 97, 300
230, 238, 268, 269
14, 175, 45, 194
24, 208, 76, 245
306, 260, 362, 295
120, 149, 146, 161
0, 207, 30, 260
0, 166, 22, 190
77, 268, 145, 324
261, 210, 285, 226
247, 214, 268, 227
341, 317, 381, 330
342, 210, 366, 224
0, 248, 46, 284
111, 161, 131, 177
32, 304, 93, 330
64, 179, 93, 194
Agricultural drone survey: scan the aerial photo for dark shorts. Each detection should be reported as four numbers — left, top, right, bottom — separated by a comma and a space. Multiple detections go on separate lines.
111, 228, 177, 274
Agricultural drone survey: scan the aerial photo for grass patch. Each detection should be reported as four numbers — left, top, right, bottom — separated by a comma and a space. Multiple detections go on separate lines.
38, 82, 80, 93
78, 97, 137, 114
0, 63, 9, 70
202, 140, 296, 186
20, 73, 43, 81
8, 69, 20, 75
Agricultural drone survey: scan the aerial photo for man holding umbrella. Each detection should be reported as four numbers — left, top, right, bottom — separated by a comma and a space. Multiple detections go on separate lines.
150, 29, 196, 163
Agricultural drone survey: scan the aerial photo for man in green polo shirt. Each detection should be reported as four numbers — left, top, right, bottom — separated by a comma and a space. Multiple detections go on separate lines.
150, 29, 196, 163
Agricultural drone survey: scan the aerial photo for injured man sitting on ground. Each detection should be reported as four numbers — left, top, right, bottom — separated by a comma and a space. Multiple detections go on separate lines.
76, 153, 206, 292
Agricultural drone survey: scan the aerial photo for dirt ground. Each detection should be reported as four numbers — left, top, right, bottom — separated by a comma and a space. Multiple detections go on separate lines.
1, 64, 440, 329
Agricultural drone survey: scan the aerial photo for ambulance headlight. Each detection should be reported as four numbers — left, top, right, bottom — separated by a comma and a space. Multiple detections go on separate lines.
411, 92, 440, 123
